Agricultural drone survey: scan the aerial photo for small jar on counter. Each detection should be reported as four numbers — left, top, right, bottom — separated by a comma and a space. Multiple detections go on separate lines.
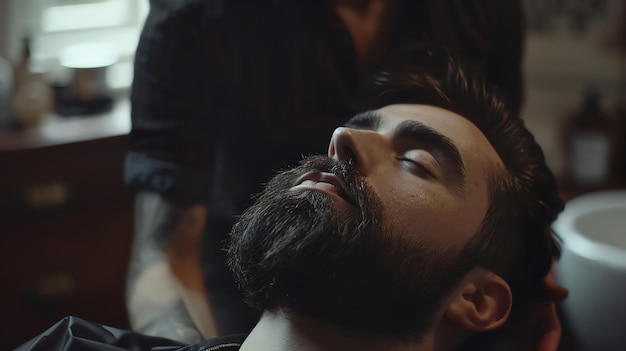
562, 88, 616, 190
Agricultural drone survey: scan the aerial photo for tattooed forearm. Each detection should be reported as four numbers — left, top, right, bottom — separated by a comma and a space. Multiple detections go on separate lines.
126, 191, 217, 343
127, 262, 204, 342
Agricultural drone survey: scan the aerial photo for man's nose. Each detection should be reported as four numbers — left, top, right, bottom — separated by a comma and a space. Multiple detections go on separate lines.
328, 127, 372, 175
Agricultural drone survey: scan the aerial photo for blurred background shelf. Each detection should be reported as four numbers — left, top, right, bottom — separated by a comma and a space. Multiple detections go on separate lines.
0, 101, 133, 349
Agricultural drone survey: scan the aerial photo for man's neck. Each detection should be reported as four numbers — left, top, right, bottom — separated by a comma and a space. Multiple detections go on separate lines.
239, 309, 444, 351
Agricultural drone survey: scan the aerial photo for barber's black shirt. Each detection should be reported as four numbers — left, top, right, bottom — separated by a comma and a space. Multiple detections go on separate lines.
126, 0, 525, 211
123, 0, 525, 335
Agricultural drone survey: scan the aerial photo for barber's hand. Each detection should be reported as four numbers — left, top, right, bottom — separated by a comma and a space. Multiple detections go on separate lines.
521, 265, 568, 351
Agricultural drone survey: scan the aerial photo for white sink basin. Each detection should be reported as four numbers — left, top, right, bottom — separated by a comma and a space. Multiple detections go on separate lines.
553, 190, 626, 351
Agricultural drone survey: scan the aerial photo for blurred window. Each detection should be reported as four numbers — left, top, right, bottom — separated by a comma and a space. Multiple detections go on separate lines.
40, 0, 137, 32
26, 0, 148, 90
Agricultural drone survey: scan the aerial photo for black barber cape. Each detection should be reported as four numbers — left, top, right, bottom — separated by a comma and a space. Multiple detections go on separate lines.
14, 316, 245, 351
14, 316, 535, 351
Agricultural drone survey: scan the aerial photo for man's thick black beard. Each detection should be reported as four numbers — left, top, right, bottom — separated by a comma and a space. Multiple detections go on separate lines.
227, 156, 476, 340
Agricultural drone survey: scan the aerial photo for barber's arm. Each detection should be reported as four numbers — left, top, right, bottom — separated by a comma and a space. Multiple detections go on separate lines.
124, 0, 223, 342
126, 192, 216, 342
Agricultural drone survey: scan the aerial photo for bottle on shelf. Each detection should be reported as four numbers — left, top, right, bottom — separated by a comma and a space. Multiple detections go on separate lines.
0, 51, 12, 128
607, 84, 626, 187
563, 87, 615, 190
11, 36, 53, 129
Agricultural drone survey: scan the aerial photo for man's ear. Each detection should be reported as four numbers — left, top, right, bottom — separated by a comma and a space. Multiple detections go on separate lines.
445, 268, 512, 332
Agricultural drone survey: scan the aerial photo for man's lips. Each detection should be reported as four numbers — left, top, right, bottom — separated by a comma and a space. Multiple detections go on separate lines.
290, 171, 356, 206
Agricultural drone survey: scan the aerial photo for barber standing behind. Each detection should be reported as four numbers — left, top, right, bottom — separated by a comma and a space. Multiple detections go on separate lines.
124, 0, 526, 343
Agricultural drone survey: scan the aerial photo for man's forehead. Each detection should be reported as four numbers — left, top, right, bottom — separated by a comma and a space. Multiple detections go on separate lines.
347, 103, 490, 145
345, 104, 462, 130
375, 104, 469, 131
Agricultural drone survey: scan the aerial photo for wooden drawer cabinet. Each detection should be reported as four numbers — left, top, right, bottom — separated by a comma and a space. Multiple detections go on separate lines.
0, 103, 134, 349
0, 137, 130, 220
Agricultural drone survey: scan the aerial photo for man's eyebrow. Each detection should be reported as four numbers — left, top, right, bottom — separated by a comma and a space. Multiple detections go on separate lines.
344, 111, 382, 130
395, 120, 466, 185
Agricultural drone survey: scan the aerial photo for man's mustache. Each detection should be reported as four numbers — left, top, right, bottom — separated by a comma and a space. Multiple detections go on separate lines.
295, 156, 367, 211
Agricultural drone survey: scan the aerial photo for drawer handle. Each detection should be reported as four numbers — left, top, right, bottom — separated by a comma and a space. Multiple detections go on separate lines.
26, 271, 77, 300
24, 182, 69, 209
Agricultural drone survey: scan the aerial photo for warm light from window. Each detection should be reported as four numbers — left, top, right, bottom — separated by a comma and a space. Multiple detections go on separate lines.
41, 0, 130, 32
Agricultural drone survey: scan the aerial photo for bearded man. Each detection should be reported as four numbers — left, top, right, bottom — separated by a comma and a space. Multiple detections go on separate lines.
15, 50, 567, 351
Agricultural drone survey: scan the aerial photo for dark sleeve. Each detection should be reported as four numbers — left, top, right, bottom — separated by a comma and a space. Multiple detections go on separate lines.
13, 316, 186, 351
483, 0, 526, 113
125, 0, 226, 204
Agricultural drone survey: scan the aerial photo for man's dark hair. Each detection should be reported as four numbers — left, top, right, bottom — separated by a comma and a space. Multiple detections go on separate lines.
371, 48, 564, 320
